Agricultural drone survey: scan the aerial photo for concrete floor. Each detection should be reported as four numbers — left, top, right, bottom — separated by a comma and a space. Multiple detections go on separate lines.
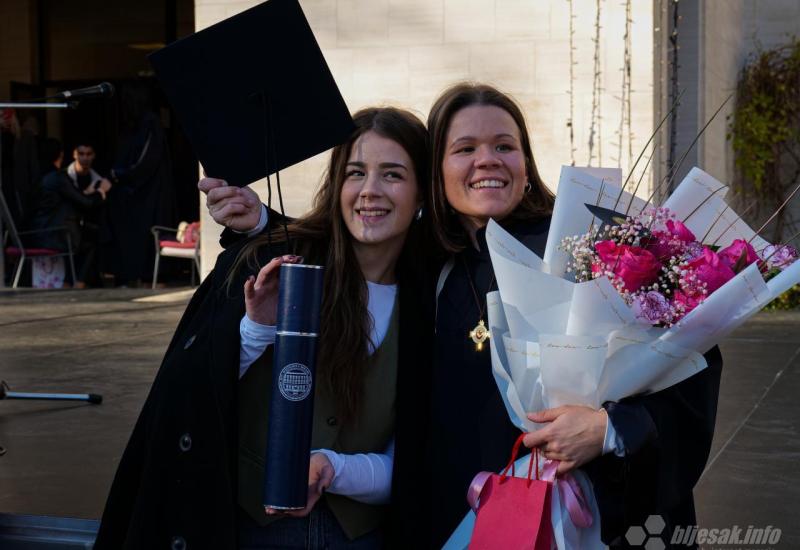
0, 288, 186, 522
694, 311, 800, 547
0, 288, 798, 547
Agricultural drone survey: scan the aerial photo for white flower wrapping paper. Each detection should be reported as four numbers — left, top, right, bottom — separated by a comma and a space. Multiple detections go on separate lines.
445, 166, 800, 550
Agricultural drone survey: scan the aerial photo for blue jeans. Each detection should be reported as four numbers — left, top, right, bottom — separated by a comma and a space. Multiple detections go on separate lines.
237, 503, 383, 550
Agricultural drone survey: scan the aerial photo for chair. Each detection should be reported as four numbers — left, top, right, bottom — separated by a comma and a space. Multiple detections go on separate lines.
1, 190, 76, 288
151, 221, 200, 289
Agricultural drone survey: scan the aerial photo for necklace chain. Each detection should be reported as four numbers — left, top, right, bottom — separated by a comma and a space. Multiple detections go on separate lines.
462, 256, 494, 351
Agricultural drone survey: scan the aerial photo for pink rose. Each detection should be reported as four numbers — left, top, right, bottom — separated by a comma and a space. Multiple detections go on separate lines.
644, 231, 673, 260
673, 289, 703, 317
666, 219, 696, 242
645, 221, 697, 261
718, 239, 759, 272
686, 247, 735, 295
594, 240, 662, 292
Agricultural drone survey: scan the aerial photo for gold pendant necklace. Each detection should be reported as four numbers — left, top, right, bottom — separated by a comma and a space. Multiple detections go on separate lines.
462, 256, 495, 352
469, 319, 490, 351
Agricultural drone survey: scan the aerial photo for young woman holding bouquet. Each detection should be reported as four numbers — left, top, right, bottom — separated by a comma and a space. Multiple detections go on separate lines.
208, 83, 723, 548
95, 107, 434, 550
424, 82, 723, 548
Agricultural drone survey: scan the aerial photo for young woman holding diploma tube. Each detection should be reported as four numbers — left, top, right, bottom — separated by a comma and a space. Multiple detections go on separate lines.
208, 83, 723, 548
95, 107, 433, 550
233, 106, 432, 549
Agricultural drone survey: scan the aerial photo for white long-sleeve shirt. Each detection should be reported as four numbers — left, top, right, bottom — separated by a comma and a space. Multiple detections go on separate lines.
239, 280, 398, 504
241, 204, 624, 456
238, 205, 621, 499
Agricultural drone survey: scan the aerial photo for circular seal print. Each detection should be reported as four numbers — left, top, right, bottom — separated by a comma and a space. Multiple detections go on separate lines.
278, 363, 313, 402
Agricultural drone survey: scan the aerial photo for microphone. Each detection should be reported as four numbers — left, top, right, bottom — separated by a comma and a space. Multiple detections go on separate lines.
53, 82, 115, 100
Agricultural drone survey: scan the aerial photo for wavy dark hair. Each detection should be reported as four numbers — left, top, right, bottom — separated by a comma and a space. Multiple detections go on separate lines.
427, 82, 555, 252
229, 107, 430, 420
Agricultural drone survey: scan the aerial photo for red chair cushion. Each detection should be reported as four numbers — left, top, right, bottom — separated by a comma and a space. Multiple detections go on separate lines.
5, 247, 62, 258
159, 240, 195, 249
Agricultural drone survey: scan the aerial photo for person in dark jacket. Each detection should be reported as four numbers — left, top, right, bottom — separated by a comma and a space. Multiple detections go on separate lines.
94, 107, 434, 550
64, 141, 112, 287
106, 83, 176, 286
26, 138, 111, 285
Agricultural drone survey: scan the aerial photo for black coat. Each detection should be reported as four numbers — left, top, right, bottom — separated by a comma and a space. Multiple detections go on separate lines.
106, 112, 176, 282
585, 346, 723, 547
94, 239, 246, 550
94, 234, 432, 549
27, 168, 104, 251
426, 218, 723, 548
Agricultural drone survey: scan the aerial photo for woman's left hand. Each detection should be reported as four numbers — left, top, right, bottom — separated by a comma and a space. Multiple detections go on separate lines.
244, 255, 302, 325
265, 453, 334, 518
522, 405, 607, 475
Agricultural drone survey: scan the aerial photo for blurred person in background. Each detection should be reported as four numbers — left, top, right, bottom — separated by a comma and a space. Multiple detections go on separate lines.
107, 81, 176, 287
65, 141, 112, 286
12, 114, 44, 227
27, 138, 111, 287
0, 108, 22, 222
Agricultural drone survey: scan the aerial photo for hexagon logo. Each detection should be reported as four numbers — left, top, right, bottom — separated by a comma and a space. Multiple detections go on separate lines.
645, 515, 666, 535
625, 526, 647, 546
625, 516, 667, 547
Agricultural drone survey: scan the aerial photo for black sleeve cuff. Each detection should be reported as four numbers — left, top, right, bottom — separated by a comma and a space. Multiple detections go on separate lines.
603, 399, 658, 455
219, 227, 244, 248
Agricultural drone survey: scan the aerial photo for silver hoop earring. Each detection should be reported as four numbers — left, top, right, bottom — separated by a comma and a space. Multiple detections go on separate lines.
524, 181, 532, 193
415, 207, 423, 221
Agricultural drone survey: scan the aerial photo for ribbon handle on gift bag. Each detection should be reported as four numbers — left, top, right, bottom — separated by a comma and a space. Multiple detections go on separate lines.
469, 433, 539, 511
500, 433, 540, 487
467, 434, 554, 550
541, 459, 594, 529
467, 435, 593, 530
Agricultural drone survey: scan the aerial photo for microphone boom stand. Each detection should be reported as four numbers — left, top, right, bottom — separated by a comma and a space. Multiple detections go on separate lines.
1, 381, 102, 404
0, 99, 103, 461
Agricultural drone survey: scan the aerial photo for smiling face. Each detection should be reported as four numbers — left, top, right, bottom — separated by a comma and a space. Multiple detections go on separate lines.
442, 104, 527, 233
340, 130, 420, 254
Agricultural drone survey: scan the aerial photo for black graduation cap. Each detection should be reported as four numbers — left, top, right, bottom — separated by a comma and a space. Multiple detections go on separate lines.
584, 204, 627, 227
149, 0, 355, 187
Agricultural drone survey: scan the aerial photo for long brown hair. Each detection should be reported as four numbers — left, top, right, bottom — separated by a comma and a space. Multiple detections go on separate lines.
427, 82, 555, 252
230, 107, 429, 420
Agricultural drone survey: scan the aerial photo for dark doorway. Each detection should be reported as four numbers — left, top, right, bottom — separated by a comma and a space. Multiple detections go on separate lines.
3, 0, 199, 286
14, 77, 200, 225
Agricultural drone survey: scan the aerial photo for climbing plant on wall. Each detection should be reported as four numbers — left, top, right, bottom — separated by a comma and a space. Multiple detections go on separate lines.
730, 38, 800, 309
729, 37, 800, 242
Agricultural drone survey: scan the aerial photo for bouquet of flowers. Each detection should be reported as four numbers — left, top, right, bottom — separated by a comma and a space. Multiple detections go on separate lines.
562, 206, 798, 327
445, 166, 800, 550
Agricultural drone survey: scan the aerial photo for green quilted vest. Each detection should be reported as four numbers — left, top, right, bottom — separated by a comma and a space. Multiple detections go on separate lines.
238, 299, 398, 540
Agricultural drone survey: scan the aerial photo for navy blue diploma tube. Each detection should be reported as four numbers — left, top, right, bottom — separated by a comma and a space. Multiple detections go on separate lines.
263, 263, 325, 510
